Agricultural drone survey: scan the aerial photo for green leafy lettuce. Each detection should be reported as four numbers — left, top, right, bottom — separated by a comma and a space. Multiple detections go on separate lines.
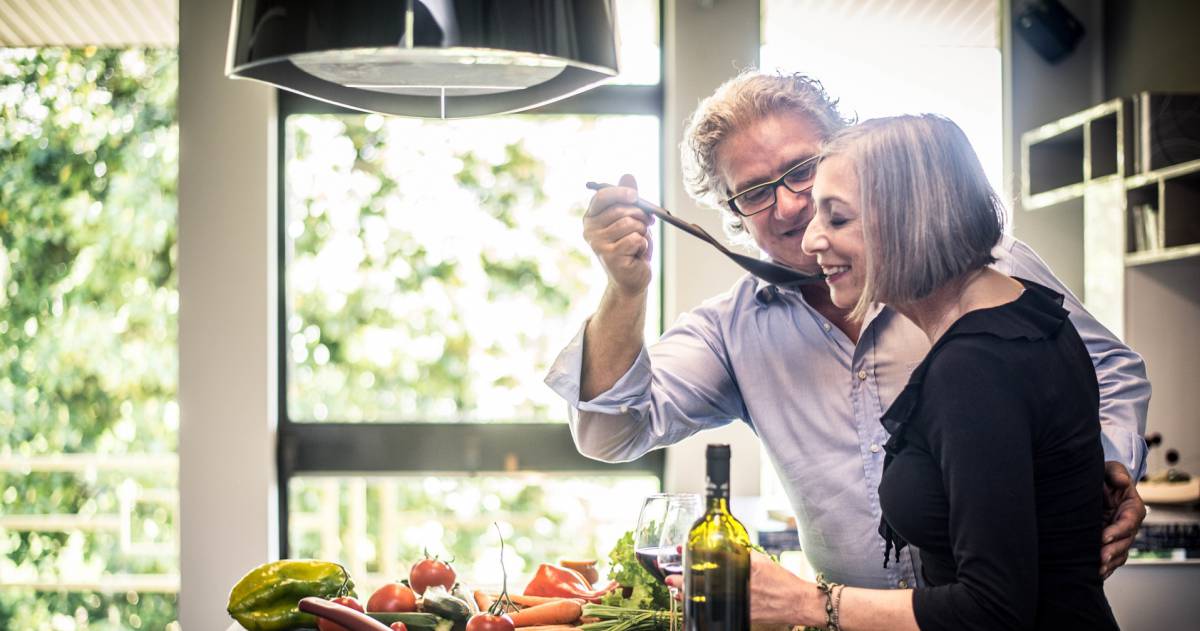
599, 530, 671, 610
598, 529, 777, 612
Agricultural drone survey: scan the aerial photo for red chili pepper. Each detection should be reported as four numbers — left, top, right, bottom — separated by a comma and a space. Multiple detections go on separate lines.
522, 564, 618, 603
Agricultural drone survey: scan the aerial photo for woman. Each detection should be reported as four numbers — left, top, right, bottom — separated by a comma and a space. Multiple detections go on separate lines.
753, 114, 1119, 630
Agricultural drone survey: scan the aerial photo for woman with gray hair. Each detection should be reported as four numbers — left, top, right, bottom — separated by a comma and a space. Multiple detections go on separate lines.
750, 114, 1120, 630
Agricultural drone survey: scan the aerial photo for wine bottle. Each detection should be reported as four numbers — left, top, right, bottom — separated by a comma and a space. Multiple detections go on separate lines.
684, 444, 751, 631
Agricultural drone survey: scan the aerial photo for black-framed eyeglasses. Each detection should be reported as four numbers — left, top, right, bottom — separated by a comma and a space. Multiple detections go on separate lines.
721, 155, 819, 217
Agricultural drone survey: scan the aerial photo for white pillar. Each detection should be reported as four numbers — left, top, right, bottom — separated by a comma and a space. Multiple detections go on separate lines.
662, 0, 763, 499
178, 0, 278, 628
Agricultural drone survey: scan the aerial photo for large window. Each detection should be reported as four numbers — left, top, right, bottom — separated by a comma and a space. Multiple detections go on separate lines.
279, 0, 665, 593
0, 48, 179, 629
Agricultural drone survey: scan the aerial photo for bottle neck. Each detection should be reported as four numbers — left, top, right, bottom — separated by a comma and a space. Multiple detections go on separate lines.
706, 494, 729, 513
705, 465, 730, 512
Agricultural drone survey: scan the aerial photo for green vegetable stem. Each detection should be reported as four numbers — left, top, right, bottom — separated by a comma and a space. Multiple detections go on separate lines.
580, 604, 676, 631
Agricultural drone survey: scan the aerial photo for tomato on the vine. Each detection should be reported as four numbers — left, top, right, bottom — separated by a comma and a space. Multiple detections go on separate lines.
409, 556, 456, 595
315, 596, 363, 631
367, 582, 417, 612
465, 613, 515, 631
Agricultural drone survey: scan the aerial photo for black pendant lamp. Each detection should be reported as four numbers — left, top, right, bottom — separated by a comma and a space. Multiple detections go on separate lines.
226, 0, 619, 119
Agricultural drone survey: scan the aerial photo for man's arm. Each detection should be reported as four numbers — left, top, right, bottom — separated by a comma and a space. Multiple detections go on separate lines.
579, 174, 654, 400
996, 237, 1150, 472
582, 285, 647, 401
996, 236, 1151, 577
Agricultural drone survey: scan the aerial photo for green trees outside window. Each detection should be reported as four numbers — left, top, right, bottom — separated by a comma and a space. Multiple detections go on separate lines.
1, 48, 180, 630
281, 112, 663, 589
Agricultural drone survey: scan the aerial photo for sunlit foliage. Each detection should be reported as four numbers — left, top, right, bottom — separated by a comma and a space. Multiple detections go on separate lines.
0, 47, 179, 630
284, 114, 659, 423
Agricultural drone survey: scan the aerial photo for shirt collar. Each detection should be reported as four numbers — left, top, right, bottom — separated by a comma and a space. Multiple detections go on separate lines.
753, 276, 888, 326
753, 277, 780, 304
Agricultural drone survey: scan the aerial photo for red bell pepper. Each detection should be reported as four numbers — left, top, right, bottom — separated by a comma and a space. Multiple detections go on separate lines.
523, 564, 618, 603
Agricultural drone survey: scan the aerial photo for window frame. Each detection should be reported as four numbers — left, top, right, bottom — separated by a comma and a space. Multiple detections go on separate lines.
274, 45, 667, 559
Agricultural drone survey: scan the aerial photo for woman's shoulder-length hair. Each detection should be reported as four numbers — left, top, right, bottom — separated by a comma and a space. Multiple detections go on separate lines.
821, 114, 1006, 319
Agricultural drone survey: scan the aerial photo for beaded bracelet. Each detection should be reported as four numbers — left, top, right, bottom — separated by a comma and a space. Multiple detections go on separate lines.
815, 574, 844, 631
831, 583, 845, 629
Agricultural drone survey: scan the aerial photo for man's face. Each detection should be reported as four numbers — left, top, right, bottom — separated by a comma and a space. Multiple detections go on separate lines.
715, 112, 824, 272
804, 153, 867, 310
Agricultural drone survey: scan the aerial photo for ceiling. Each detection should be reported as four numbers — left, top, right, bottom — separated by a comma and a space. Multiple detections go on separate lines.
0, 0, 177, 47
0, 0, 997, 51
765, 0, 998, 49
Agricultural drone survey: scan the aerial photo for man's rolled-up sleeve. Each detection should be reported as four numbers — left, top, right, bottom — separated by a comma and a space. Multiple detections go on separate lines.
545, 304, 746, 464
996, 237, 1151, 479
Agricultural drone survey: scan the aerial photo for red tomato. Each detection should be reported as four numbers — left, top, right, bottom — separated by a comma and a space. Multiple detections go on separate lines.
390, 623, 408, 631
465, 613, 515, 631
367, 582, 418, 612
315, 596, 363, 631
409, 557, 456, 595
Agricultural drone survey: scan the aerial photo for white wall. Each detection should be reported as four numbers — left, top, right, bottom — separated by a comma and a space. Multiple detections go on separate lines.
178, 1, 278, 629
1003, 0, 1106, 296
660, 0, 765, 500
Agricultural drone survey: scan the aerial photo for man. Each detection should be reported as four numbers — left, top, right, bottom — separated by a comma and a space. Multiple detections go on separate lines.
545, 71, 1149, 589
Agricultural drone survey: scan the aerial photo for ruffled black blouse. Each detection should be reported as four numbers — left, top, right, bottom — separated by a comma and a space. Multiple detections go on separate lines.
877, 278, 1119, 630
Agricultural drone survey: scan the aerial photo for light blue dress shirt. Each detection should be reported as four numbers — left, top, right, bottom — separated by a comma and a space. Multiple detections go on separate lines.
545, 235, 1150, 589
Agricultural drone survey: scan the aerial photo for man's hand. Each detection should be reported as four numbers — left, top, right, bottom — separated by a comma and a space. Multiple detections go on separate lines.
583, 174, 655, 297
1100, 461, 1147, 578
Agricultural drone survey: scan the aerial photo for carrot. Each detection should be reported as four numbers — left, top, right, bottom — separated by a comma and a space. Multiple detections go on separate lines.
474, 590, 493, 612
516, 626, 579, 631
507, 599, 584, 627
488, 593, 563, 608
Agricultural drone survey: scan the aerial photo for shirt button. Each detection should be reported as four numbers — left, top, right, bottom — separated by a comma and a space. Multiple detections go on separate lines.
823, 322, 832, 332
898, 579, 909, 589
618, 405, 629, 414
870, 444, 881, 453
857, 369, 867, 380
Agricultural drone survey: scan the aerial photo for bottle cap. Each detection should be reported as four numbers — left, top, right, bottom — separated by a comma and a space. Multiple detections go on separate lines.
706, 444, 731, 491
707, 444, 731, 459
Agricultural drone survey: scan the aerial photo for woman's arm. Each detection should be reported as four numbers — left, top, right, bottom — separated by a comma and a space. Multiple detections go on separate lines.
746, 553, 919, 631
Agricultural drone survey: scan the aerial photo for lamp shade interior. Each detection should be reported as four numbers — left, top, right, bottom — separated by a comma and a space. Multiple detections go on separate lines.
226, 0, 619, 118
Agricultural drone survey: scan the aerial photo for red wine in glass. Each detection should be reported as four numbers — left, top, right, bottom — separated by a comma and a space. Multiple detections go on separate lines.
633, 493, 702, 631
635, 545, 684, 583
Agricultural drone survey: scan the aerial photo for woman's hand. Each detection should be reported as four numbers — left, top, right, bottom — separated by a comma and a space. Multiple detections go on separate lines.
665, 552, 821, 626
749, 551, 821, 626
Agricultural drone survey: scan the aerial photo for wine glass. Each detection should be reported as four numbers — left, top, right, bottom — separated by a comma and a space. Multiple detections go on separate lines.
634, 493, 703, 631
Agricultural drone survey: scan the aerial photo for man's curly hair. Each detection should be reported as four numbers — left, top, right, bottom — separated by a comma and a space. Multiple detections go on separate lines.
680, 70, 854, 242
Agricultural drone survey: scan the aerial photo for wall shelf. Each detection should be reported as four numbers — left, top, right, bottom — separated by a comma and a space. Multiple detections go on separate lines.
1022, 93, 1200, 267
1022, 98, 1129, 207
1023, 93, 1200, 509
1126, 243, 1200, 266
1025, 183, 1085, 210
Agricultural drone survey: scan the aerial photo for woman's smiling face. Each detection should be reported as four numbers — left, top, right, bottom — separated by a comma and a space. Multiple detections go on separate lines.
803, 154, 867, 310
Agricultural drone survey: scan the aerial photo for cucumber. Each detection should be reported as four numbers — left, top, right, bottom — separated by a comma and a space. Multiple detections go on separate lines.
420, 586, 472, 623
367, 611, 442, 630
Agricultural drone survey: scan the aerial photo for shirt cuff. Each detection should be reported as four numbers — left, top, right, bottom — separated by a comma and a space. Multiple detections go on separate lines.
543, 319, 653, 415
1101, 425, 1149, 481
